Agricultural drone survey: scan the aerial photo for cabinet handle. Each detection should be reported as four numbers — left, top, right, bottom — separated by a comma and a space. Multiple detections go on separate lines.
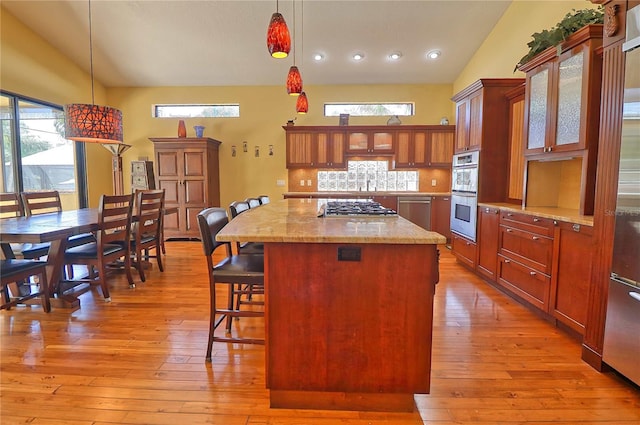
507, 213, 514, 217
443, 198, 449, 201
533, 218, 540, 222
466, 242, 471, 246
506, 228, 513, 233
572, 224, 581, 232
504, 259, 511, 264
532, 236, 539, 241
530, 271, 536, 276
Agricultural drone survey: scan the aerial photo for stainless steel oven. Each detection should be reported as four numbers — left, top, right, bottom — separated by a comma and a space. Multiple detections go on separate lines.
450, 193, 478, 241
451, 151, 479, 241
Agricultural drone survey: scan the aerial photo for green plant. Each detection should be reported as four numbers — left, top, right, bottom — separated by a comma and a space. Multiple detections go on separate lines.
516, 6, 604, 71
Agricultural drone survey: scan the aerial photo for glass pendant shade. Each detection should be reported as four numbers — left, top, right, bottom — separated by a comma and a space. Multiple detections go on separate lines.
286, 66, 303, 96
64, 103, 124, 144
267, 12, 291, 58
296, 92, 308, 114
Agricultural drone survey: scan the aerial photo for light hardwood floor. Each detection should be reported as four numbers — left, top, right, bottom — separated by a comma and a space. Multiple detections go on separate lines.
1, 242, 638, 424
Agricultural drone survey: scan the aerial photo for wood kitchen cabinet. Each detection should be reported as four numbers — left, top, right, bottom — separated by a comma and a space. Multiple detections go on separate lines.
520, 25, 603, 156
149, 137, 221, 239
497, 210, 554, 311
347, 130, 394, 154
285, 127, 346, 168
396, 127, 454, 168
477, 205, 500, 282
550, 221, 593, 335
506, 84, 526, 202
452, 233, 476, 270
452, 79, 525, 203
430, 195, 451, 242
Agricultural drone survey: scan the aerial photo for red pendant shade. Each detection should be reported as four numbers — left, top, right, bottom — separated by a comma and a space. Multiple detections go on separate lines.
267, 12, 291, 59
296, 92, 308, 114
64, 103, 123, 144
286, 66, 303, 96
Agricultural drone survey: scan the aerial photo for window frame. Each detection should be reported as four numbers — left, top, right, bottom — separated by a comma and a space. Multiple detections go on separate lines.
323, 102, 415, 117
152, 103, 241, 118
0, 90, 88, 208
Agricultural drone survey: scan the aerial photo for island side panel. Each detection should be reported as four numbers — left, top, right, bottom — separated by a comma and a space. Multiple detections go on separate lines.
265, 242, 438, 397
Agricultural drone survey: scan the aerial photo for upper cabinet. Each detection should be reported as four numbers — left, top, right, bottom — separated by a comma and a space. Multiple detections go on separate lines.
284, 125, 454, 170
346, 130, 394, 154
520, 25, 603, 156
451, 79, 525, 202
395, 127, 454, 168
285, 128, 346, 168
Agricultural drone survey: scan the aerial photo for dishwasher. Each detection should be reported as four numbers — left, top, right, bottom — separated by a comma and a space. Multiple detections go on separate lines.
397, 196, 431, 230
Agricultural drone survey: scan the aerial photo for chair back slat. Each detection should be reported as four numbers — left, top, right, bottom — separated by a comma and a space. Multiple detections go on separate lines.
197, 207, 231, 257
229, 201, 250, 218
0, 193, 24, 219
21, 191, 63, 216
135, 190, 164, 239
97, 194, 134, 246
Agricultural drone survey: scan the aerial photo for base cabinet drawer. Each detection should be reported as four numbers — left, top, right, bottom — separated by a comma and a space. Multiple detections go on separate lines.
500, 211, 555, 237
497, 255, 551, 310
498, 225, 553, 274
452, 233, 476, 269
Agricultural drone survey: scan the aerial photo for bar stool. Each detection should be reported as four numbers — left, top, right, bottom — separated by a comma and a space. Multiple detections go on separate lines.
197, 207, 264, 361
228, 201, 264, 255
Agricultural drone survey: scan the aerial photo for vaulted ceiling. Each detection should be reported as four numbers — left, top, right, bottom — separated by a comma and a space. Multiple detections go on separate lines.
2, 0, 512, 87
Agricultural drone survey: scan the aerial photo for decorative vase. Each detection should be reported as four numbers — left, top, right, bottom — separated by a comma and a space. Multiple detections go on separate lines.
387, 115, 401, 125
194, 125, 205, 138
177, 120, 187, 138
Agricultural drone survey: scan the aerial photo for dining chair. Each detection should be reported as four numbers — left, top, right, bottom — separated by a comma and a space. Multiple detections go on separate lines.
63, 193, 135, 302
1, 259, 50, 312
258, 195, 270, 205
130, 189, 165, 282
228, 201, 264, 255
197, 207, 264, 360
245, 197, 261, 209
0, 192, 50, 260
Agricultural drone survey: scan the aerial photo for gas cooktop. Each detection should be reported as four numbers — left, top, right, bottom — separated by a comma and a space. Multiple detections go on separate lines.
321, 201, 398, 217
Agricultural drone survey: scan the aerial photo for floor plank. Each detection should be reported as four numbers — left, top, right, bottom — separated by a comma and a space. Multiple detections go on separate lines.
1, 241, 638, 424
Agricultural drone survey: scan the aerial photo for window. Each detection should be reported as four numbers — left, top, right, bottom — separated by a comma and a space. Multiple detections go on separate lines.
0, 91, 87, 209
153, 104, 240, 118
324, 102, 414, 117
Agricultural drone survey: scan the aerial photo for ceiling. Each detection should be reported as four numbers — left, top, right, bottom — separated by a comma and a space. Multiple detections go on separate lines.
2, 0, 512, 88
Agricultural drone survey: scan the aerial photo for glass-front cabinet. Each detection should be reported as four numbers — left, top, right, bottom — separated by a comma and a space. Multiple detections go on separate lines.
347, 131, 394, 154
522, 25, 603, 155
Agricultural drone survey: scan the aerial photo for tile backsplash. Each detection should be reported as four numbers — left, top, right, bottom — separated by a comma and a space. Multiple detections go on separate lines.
317, 160, 419, 192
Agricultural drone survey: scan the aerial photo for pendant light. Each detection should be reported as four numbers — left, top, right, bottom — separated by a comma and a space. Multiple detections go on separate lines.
64, 0, 123, 144
296, 0, 309, 113
286, 0, 302, 96
267, 0, 291, 59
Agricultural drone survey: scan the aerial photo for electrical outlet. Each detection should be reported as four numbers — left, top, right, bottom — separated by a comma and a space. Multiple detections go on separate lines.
276, 179, 285, 187
431, 179, 437, 187
307, 179, 312, 186
300, 180, 305, 186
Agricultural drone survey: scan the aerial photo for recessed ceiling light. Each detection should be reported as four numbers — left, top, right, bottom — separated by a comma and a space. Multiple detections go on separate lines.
313, 53, 324, 61
353, 53, 365, 61
389, 52, 402, 60
427, 50, 441, 59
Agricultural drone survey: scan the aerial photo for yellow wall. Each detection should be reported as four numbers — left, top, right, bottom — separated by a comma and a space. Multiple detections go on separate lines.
108, 84, 454, 208
453, 0, 597, 94
0, 7, 113, 206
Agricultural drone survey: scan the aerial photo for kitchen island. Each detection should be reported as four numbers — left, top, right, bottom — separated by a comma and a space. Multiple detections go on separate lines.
216, 199, 446, 412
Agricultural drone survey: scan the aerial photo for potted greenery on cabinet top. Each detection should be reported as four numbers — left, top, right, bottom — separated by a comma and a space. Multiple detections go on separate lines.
516, 6, 604, 71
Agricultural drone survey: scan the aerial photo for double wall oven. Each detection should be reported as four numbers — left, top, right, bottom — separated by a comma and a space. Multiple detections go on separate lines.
450, 151, 479, 241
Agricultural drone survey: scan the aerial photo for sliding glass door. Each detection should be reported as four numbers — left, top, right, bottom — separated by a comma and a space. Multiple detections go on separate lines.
0, 92, 87, 209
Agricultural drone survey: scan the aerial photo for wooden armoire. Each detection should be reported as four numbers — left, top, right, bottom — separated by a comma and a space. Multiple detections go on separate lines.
149, 137, 221, 239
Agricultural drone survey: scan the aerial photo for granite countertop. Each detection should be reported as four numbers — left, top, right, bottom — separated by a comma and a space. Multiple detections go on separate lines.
217, 199, 446, 244
284, 191, 450, 197
478, 202, 594, 226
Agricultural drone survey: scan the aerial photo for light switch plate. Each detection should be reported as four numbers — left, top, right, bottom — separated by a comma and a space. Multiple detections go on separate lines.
307, 179, 312, 186
300, 180, 305, 186
276, 179, 285, 187
431, 179, 437, 187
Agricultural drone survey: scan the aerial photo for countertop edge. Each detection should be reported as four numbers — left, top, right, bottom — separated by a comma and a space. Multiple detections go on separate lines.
478, 202, 594, 226
284, 191, 451, 197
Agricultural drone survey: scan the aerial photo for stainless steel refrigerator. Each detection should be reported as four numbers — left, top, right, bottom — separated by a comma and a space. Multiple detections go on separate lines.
602, 5, 640, 386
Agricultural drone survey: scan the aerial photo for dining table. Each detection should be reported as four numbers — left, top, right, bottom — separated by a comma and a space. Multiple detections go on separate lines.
0, 207, 177, 309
